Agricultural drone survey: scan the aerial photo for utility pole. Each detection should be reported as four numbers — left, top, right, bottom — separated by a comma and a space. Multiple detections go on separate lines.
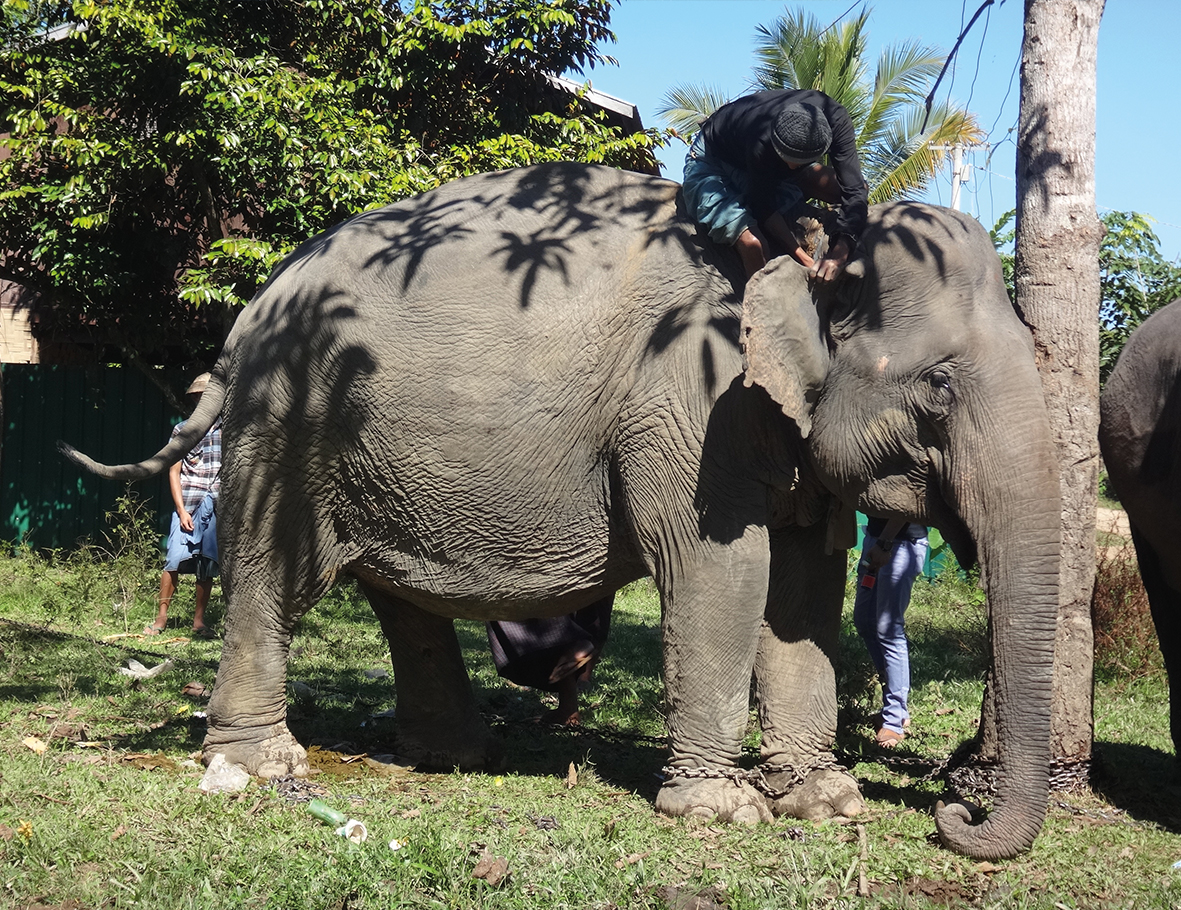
951, 146, 966, 211
931, 143, 987, 211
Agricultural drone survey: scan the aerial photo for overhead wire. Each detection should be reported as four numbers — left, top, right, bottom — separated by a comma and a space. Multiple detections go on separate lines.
926, 0, 1022, 229
960, 0, 991, 222
818, 0, 863, 37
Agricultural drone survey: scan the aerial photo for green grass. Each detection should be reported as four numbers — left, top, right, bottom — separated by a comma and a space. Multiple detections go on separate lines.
2, 532, 1181, 909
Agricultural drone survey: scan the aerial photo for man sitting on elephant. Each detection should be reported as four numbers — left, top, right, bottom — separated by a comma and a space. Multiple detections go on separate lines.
682, 88, 869, 280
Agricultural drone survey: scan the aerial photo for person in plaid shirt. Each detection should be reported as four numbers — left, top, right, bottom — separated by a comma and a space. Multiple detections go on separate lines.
144, 372, 222, 639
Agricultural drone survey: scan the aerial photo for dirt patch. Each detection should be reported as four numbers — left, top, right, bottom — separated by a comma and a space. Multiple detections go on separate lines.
1097, 507, 1130, 539
1097, 506, 1134, 563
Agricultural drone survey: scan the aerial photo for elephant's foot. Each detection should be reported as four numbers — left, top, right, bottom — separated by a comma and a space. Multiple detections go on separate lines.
203, 723, 310, 780
655, 773, 774, 826
396, 719, 502, 772
767, 767, 865, 821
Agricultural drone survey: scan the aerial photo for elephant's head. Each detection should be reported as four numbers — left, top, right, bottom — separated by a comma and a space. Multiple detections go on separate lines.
742, 201, 1060, 860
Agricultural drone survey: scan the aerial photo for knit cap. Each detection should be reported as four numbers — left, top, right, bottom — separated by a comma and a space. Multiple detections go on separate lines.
771, 101, 832, 164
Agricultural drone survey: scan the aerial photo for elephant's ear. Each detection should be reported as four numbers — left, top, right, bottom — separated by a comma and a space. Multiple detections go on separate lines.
741, 257, 829, 438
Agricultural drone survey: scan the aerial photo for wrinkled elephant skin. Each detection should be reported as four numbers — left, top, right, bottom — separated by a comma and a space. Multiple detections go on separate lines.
61, 163, 1059, 859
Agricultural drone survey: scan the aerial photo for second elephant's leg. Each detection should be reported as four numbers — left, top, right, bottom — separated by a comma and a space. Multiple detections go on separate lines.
1131, 527, 1181, 760
755, 525, 864, 819
362, 583, 500, 771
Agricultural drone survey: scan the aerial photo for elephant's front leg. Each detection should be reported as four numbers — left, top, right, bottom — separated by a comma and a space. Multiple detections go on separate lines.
363, 583, 501, 771
653, 530, 775, 825
754, 525, 865, 820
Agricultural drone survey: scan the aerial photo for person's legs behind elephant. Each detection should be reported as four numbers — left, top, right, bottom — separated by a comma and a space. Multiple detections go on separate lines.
852, 520, 928, 747
486, 596, 613, 726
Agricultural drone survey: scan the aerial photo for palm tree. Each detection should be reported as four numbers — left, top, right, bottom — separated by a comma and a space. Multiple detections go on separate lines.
658, 6, 984, 204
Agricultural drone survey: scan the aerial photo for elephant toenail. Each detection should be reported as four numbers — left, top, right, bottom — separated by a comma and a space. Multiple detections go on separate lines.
731, 805, 762, 826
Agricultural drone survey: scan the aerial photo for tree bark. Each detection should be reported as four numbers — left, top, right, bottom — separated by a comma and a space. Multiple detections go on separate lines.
987, 0, 1104, 771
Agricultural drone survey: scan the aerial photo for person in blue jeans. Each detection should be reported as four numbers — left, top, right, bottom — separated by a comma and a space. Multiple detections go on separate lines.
853, 518, 929, 748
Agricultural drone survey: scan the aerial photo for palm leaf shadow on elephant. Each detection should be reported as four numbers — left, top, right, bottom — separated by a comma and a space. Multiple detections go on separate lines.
1100, 298, 1181, 779
60, 161, 1059, 860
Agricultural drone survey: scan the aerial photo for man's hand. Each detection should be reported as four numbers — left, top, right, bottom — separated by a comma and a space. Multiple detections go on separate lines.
867, 540, 893, 569
786, 245, 815, 269
762, 211, 815, 270
810, 236, 850, 283
178, 508, 194, 533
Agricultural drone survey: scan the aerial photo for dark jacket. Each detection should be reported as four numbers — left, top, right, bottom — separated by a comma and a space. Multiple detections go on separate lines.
701, 88, 869, 245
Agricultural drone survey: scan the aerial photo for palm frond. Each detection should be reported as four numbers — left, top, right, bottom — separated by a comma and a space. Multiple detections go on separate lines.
656, 83, 730, 138
859, 40, 946, 148
753, 8, 820, 91
729, 4, 992, 202
873, 39, 946, 100
865, 103, 984, 203
752, 6, 870, 110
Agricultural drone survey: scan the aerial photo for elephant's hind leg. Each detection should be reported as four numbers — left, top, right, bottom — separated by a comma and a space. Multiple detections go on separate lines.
362, 583, 501, 771
203, 570, 311, 780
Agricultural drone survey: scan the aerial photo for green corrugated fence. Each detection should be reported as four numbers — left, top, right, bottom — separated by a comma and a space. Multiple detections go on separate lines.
1, 364, 184, 549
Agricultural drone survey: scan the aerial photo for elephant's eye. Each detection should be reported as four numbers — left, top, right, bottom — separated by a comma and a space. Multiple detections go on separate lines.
926, 369, 954, 407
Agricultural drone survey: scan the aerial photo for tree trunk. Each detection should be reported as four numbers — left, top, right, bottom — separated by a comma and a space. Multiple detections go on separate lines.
984, 0, 1104, 776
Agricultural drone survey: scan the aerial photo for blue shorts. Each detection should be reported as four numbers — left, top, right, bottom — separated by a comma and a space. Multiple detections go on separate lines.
163, 493, 219, 578
681, 135, 804, 246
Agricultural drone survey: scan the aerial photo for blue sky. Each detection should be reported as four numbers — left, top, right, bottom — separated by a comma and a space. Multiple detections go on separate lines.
583, 0, 1181, 261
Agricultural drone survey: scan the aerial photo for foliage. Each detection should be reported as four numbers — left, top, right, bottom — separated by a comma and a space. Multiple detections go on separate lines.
0, 0, 660, 368
0, 488, 162, 630
993, 209, 1181, 384
1098, 211, 1181, 384
1092, 538, 1160, 682
655, 5, 984, 204
990, 207, 1015, 303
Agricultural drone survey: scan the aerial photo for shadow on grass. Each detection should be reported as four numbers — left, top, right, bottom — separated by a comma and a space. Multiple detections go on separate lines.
0, 620, 219, 701
1092, 741, 1181, 832
857, 775, 944, 814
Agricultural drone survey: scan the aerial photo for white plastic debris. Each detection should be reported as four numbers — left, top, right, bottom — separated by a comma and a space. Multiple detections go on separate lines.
335, 820, 368, 843
117, 658, 174, 680
198, 753, 252, 794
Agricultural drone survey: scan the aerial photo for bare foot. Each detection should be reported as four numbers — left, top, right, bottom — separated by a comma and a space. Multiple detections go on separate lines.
538, 707, 581, 726
537, 675, 582, 726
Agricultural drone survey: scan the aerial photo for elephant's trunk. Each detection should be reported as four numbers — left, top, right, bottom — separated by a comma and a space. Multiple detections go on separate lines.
934, 392, 1061, 860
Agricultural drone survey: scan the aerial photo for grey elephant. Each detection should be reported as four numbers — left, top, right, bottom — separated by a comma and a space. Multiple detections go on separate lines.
62, 162, 1060, 860
1099, 297, 1181, 758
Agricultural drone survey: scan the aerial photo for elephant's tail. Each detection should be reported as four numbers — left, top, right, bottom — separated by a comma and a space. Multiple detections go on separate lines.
57, 372, 227, 481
